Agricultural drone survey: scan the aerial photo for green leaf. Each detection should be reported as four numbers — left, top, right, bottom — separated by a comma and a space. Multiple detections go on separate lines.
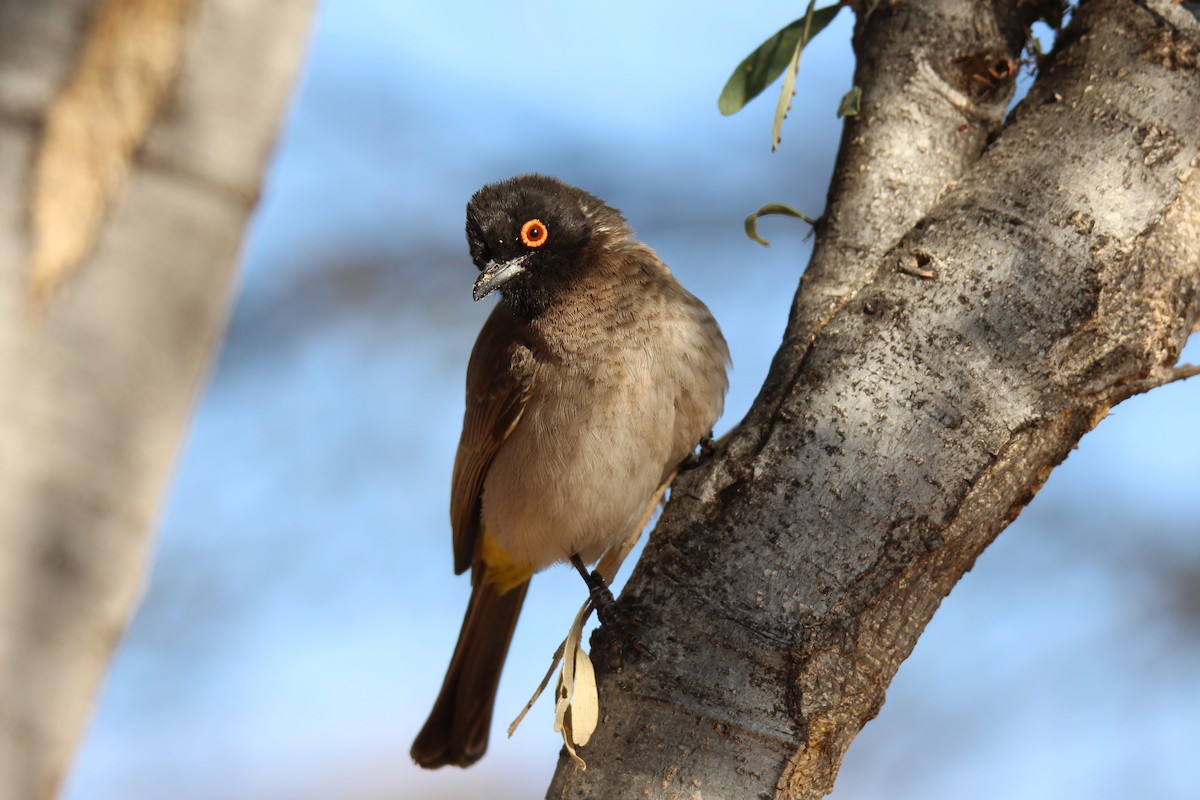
744, 203, 816, 247
770, 1, 814, 151
718, 2, 844, 117
836, 85, 861, 118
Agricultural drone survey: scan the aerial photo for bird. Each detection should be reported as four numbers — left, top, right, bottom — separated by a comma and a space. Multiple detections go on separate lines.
410, 174, 729, 769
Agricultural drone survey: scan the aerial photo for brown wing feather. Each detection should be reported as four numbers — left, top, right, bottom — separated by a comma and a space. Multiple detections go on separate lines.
450, 305, 536, 575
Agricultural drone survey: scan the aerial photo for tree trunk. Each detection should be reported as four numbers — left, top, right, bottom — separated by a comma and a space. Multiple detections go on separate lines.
0, 1, 315, 797
549, 0, 1200, 797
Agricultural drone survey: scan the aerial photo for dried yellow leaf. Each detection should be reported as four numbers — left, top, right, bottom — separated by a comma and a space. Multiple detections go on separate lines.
570, 646, 599, 746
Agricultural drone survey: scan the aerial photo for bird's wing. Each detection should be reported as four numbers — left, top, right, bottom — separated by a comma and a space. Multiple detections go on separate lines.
450, 304, 536, 575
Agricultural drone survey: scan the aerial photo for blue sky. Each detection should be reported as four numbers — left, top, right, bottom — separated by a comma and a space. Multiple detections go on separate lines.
63, 2, 1199, 799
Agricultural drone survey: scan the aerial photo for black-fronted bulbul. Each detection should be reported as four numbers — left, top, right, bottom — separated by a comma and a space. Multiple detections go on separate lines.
410, 174, 729, 769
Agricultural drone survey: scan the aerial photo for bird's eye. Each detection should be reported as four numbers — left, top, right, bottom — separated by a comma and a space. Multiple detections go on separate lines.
520, 219, 548, 248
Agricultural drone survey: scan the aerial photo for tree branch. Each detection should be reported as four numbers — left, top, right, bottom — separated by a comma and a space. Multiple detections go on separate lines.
0, 2, 315, 796
738, 0, 1027, 459
548, 0, 1200, 797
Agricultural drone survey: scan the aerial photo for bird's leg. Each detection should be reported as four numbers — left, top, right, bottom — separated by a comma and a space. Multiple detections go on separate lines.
569, 553, 616, 625
679, 431, 716, 471
568, 553, 653, 658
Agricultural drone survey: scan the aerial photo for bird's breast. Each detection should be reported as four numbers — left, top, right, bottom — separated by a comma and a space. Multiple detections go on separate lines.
480, 346, 674, 571
478, 261, 729, 575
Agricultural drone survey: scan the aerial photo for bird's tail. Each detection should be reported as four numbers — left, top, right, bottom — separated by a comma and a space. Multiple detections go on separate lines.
410, 574, 530, 768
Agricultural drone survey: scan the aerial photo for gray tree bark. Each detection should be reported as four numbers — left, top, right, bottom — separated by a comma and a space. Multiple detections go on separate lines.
0, 1, 315, 797
549, 0, 1200, 797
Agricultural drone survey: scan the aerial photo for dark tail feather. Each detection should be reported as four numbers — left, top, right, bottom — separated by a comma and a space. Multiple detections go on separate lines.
410, 576, 530, 768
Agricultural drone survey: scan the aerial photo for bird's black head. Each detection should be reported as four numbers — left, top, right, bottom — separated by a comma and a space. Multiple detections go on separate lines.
465, 174, 625, 317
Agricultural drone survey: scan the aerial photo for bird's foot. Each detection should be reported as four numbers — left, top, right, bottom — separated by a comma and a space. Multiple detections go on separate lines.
568, 554, 652, 658
679, 432, 716, 471
569, 554, 616, 621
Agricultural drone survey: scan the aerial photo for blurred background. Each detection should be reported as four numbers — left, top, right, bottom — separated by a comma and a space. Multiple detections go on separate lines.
61, 1, 1199, 798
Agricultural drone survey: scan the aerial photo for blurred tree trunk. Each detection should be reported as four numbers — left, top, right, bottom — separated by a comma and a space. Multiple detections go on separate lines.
549, 0, 1200, 797
0, 1, 314, 797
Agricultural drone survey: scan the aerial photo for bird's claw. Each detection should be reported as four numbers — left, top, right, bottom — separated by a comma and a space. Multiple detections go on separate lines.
679, 432, 716, 471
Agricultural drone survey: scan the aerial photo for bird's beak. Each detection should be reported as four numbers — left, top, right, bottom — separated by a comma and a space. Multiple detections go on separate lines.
472, 255, 529, 301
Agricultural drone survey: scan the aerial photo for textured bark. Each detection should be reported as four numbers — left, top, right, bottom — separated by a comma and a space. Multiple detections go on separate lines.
0, 1, 315, 797
549, 1, 1200, 798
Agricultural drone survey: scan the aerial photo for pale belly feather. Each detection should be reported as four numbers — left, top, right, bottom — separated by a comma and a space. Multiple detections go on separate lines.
479, 353, 679, 571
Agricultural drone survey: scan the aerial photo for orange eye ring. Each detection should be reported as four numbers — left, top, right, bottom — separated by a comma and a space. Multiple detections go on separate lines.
520, 219, 548, 248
